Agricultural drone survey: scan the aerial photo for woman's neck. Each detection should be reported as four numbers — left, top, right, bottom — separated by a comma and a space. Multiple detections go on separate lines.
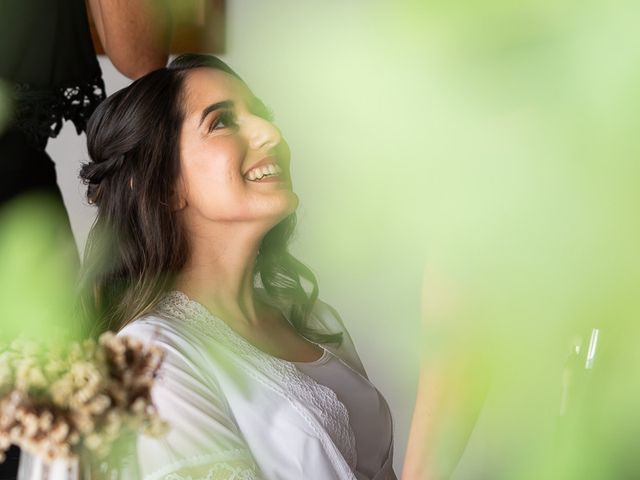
173, 224, 265, 326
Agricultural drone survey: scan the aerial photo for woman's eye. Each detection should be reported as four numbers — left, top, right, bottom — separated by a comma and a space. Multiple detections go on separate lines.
208, 111, 237, 132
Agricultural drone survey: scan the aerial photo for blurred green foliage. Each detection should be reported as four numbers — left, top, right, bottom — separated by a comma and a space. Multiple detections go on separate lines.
0, 195, 82, 347
240, 0, 639, 477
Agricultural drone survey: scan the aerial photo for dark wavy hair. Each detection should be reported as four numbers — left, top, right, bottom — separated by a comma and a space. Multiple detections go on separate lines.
78, 54, 342, 346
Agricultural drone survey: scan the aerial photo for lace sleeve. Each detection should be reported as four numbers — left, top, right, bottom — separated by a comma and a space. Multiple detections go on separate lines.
11, 76, 106, 148
118, 321, 263, 480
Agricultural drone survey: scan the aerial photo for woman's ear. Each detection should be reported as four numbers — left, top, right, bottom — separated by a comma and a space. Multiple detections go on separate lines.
170, 178, 188, 211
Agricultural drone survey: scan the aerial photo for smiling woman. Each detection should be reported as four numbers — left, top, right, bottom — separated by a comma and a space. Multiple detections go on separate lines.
77, 54, 397, 479
174, 66, 297, 228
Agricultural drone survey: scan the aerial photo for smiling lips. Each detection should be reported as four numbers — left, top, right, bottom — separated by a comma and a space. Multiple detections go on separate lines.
244, 162, 284, 182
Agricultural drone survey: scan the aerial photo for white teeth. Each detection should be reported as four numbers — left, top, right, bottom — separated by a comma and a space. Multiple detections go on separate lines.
245, 163, 282, 181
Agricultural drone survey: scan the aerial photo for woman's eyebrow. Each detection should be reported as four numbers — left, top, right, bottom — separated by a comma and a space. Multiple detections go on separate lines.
199, 100, 234, 127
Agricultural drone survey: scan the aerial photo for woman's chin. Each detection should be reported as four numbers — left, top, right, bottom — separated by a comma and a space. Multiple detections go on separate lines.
259, 187, 298, 212
276, 191, 299, 218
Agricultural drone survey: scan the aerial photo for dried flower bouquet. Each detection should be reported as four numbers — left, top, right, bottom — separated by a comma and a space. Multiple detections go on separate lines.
0, 332, 167, 467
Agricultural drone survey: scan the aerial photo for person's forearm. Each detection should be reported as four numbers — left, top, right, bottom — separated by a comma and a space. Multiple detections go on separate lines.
87, 0, 171, 79
402, 353, 488, 480
403, 267, 490, 479
403, 364, 445, 480
403, 361, 461, 480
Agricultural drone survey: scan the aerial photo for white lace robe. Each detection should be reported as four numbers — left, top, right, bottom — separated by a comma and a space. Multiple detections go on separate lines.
117, 292, 397, 480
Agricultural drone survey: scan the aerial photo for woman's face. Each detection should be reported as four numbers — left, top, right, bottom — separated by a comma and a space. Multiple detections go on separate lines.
175, 68, 298, 232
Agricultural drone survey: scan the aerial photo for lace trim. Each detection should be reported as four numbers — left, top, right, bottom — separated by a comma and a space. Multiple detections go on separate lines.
10, 75, 106, 147
155, 291, 358, 474
164, 466, 256, 480
145, 450, 258, 480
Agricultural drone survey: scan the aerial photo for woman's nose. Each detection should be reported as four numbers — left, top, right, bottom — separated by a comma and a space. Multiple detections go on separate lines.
247, 115, 282, 152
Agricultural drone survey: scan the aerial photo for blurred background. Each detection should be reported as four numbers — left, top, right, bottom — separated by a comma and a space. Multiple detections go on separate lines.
2, 0, 639, 477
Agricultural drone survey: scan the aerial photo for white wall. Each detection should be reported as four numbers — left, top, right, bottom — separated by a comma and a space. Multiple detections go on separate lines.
48, 1, 420, 475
